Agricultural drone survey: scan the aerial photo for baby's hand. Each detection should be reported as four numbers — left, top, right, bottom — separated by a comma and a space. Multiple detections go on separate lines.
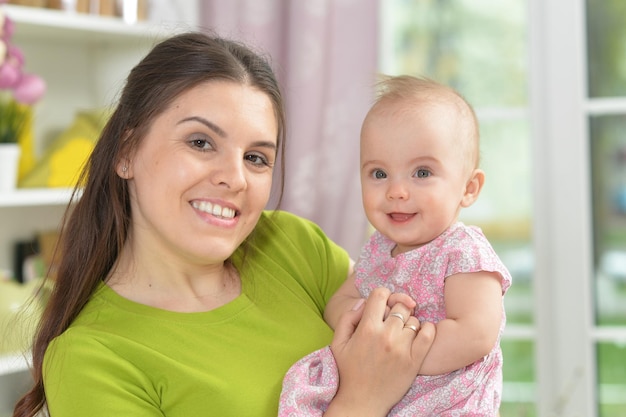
384, 292, 417, 319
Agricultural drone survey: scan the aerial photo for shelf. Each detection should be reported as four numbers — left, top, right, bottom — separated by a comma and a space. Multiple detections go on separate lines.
0, 354, 31, 414
0, 188, 76, 208
5, 4, 179, 45
0, 354, 29, 376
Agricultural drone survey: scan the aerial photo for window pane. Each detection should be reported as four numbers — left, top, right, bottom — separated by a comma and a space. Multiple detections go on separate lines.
590, 115, 626, 326
380, 0, 527, 107
597, 342, 626, 416
586, 0, 626, 97
501, 340, 536, 417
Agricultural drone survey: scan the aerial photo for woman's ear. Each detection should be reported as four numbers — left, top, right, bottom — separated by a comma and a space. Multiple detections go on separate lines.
116, 158, 131, 179
461, 168, 485, 208
116, 130, 134, 179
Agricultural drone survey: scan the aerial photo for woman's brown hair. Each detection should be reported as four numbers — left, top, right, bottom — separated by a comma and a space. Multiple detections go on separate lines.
13, 31, 286, 417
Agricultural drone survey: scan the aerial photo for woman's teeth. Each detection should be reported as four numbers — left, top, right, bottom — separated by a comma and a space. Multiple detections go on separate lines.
192, 201, 236, 219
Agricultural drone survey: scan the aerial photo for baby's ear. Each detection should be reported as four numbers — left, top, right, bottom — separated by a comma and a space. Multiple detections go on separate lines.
461, 168, 485, 208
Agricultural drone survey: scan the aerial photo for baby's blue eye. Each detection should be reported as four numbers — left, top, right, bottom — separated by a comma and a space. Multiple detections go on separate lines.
373, 169, 387, 179
415, 169, 431, 178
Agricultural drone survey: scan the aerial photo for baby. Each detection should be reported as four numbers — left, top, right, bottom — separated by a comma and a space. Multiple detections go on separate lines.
279, 75, 512, 416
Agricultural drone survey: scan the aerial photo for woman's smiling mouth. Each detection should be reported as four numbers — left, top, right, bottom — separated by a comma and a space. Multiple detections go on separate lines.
191, 201, 237, 219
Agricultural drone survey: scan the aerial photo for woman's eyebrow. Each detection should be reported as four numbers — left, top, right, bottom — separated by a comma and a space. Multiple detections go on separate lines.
180, 116, 277, 151
179, 116, 227, 137
252, 140, 277, 151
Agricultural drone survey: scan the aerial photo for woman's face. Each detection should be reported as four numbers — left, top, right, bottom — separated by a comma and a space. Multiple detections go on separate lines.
122, 81, 278, 265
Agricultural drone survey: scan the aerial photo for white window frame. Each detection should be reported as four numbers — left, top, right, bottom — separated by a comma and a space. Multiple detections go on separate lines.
530, 0, 626, 415
530, 0, 596, 415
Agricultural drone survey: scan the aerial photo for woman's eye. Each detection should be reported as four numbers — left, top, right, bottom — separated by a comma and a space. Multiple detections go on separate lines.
372, 169, 387, 179
189, 137, 213, 151
245, 153, 271, 168
415, 169, 431, 178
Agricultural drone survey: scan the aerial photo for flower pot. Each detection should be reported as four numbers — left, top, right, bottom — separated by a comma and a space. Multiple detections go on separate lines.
0, 143, 21, 192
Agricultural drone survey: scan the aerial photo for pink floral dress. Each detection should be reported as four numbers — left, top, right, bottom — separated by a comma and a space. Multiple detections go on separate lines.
279, 222, 512, 416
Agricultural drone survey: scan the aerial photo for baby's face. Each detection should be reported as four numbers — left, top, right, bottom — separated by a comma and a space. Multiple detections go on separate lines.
359, 98, 475, 254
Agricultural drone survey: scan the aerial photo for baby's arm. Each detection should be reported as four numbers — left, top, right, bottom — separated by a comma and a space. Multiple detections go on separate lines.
418, 271, 503, 376
324, 269, 362, 330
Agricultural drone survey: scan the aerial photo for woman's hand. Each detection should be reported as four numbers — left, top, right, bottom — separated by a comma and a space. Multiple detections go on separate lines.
324, 288, 435, 417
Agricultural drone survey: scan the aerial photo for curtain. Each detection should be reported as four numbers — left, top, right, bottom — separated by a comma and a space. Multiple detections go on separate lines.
199, 0, 378, 258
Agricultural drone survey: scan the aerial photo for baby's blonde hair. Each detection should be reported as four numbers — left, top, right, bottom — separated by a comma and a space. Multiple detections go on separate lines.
371, 74, 480, 170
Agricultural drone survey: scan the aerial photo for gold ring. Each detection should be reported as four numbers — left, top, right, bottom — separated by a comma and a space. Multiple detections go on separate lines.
403, 324, 418, 333
389, 312, 405, 323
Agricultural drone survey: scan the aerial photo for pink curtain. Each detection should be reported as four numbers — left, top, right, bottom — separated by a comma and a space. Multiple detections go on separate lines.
199, 1, 378, 258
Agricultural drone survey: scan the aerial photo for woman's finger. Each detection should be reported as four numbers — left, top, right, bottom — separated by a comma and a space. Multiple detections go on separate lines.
385, 301, 413, 327
410, 321, 436, 367
402, 316, 421, 335
387, 292, 416, 311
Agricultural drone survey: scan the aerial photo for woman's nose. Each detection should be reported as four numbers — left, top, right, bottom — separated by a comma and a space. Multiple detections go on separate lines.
212, 154, 247, 191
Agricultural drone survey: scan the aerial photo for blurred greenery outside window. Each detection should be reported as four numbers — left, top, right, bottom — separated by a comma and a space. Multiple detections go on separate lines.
587, 0, 626, 415
587, 0, 626, 326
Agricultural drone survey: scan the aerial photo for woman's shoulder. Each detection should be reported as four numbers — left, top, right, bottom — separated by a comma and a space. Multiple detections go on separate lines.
255, 210, 329, 244
44, 321, 116, 380
245, 210, 349, 274
257, 209, 316, 228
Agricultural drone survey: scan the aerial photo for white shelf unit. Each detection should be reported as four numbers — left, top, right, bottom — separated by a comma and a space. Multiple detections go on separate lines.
0, 188, 76, 207
7, 4, 192, 153
0, 188, 75, 272
0, 3, 197, 273
0, 4, 174, 277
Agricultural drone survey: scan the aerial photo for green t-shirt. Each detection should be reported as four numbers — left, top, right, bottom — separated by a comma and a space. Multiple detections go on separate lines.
43, 211, 350, 416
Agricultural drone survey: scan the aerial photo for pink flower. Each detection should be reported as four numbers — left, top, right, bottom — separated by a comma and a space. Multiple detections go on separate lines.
0, 6, 46, 105
13, 72, 46, 104
0, 60, 19, 88
7, 44, 24, 66
0, 13, 13, 40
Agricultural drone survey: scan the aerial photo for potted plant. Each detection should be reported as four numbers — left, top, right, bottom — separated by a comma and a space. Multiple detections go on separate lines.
0, 1, 46, 192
